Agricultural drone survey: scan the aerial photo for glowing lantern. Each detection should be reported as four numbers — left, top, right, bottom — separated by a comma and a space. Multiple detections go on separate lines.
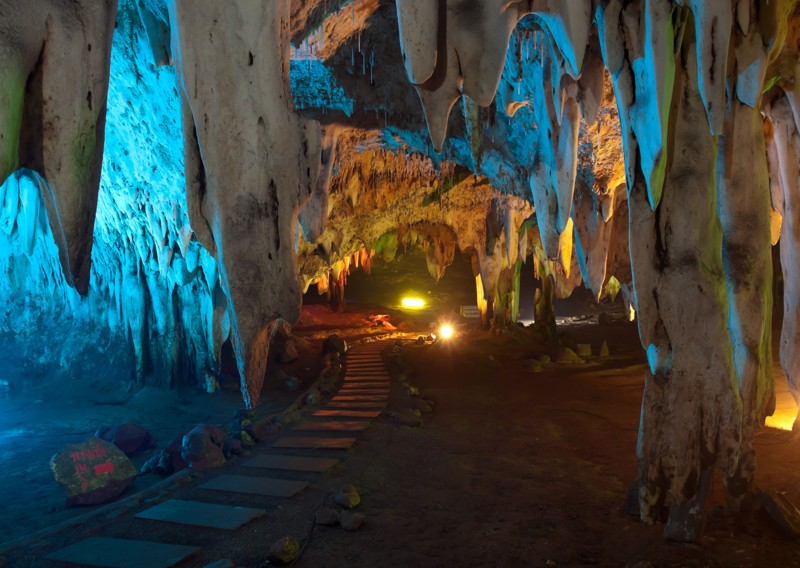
401, 297, 426, 309
438, 324, 455, 340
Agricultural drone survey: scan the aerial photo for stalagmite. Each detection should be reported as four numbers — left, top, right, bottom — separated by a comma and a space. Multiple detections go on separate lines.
168, 0, 321, 407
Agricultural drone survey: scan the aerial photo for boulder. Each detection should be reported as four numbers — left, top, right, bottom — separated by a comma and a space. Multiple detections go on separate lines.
181, 425, 226, 470
323, 334, 348, 355
576, 344, 592, 358
267, 536, 301, 565
96, 422, 154, 456
50, 437, 138, 506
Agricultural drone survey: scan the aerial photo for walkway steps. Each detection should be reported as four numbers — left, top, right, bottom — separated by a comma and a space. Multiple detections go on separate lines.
135, 499, 265, 530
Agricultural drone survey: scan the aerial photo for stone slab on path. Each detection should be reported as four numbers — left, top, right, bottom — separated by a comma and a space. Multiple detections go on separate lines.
344, 376, 390, 382
295, 420, 371, 432
272, 436, 357, 450
326, 401, 386, 409
314, 409, 382, 418
331, 395, 387, 402
135, 499, 265, 530
199, 475, 308, 498
46, 537, 201, 568
338, 390, 390, 397
243, 454, 340, 472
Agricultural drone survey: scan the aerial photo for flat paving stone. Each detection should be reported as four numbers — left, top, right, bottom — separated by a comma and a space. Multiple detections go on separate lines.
46, 537, 201, 568
331, 395, 387, 401
135, 499, 265, 530
295, 420, 371, 432
327, 401, 386, 409
243, 454, 339, 472
199, 475, 308, 498
272, 436, 356, 449
344, 376, 390, 381
314, 409, 381, 418
339, 389, 390, 395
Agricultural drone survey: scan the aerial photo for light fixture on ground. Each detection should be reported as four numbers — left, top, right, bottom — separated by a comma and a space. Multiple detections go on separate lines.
401, 296, 426, 309
438, 323, 454, 340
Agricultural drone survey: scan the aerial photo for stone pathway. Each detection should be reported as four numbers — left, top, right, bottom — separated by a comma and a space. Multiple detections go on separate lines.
43, 342, 391, 567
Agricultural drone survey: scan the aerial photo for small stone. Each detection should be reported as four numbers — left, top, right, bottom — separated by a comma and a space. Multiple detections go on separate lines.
284, 376, 300, 392
415, 399, 433, 413
280, 340, 298, 363
405, 385, 420, 396
305, 390, 321, 406
599, 340, 610, 357
555, 347, 584, 365
545, 560, 557, 567
576, 343, 592, 358
315, 507, 340, 526
239, 431, 255, 447
267, 536, 301, 565
538, 354, 551, 365
203, 560, 236, 568
340, 510, 365, 531
334, 486, 361, 509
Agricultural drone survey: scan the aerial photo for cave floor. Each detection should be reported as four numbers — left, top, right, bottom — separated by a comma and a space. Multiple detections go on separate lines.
4, 316, 800, 567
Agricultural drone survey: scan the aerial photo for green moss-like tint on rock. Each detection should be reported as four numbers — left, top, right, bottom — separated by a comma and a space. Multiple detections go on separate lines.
50, 437, 138, 506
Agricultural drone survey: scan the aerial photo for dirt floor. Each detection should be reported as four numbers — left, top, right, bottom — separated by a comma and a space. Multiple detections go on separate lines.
4, 304, 800, 566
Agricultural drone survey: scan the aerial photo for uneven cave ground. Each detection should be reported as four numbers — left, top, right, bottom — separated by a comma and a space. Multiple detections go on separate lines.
3, 250, 800, 566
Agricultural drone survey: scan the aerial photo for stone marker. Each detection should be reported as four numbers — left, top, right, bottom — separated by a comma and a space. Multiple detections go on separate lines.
50, 437, 138, 506
267, 536, 301, 565
576, 343, 592, 358
599, 340, 610, 357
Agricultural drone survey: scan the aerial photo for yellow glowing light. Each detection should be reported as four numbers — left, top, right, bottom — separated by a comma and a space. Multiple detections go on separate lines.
401, 297, 426, 309
765, 409, 798, 431
439, 324, 455, 339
